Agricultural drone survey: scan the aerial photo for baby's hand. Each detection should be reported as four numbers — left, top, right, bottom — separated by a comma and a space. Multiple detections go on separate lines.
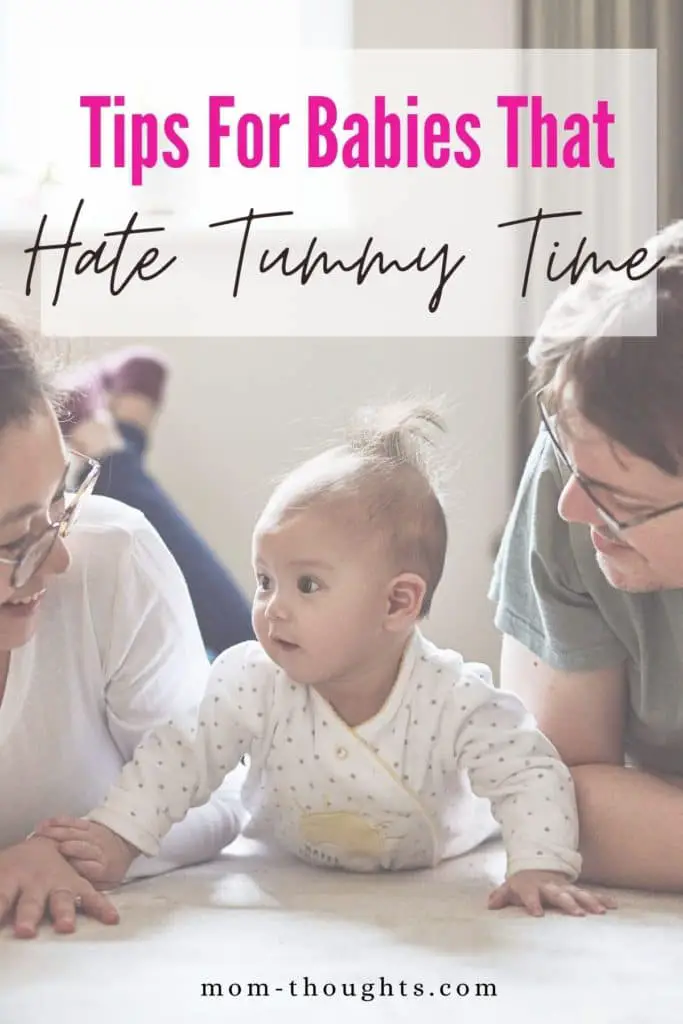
31, 816, 139, 889
488, 869, 618, 917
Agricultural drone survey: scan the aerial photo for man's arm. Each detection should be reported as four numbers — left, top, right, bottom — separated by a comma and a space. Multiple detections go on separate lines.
501, 634, 683, 892
500, 635, 626, 766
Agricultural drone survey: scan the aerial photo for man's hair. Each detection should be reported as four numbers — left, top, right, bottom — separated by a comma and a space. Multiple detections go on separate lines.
262, 400, 449, 617
529, 219, 683, 475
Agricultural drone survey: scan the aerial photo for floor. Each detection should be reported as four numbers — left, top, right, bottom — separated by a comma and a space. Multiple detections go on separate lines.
2, 837, 682, 1023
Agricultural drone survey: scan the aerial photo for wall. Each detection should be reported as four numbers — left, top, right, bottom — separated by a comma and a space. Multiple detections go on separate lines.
0, 0, 519, 670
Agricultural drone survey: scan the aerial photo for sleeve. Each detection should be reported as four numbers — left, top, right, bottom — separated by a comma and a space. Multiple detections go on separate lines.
88, 642, 271, 857
488, 428, 627, 671
95, 519, 250, 871
450, 663, 582, 880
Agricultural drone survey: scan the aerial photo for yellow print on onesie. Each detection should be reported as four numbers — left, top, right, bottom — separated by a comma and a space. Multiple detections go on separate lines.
295, 795, 414, 871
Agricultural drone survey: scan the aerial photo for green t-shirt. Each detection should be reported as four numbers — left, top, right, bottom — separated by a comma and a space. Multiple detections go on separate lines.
489, 429, 683, 773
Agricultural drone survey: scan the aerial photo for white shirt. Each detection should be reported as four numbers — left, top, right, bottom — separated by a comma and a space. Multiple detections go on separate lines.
89, 630, 582, 879
0, 496, 242, 879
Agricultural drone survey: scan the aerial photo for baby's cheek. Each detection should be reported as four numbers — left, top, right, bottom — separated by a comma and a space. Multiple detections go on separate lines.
314, 615, 348, 651
251, 605, 267, 642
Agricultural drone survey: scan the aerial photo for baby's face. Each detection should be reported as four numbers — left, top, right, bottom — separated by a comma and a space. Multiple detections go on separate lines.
251, 506, 393, 688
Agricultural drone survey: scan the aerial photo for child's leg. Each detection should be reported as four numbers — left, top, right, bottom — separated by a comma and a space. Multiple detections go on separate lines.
94, 429, 254, 654
57, 350, 254, 655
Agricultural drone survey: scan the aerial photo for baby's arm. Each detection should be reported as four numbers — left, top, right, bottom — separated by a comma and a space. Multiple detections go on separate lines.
450, 663, 615, 916
87, 645, 269, 858
37, 644, 271, 882
31, 818, 141, 887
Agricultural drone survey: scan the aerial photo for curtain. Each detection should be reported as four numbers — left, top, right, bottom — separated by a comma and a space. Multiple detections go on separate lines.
512, 0, 683, 484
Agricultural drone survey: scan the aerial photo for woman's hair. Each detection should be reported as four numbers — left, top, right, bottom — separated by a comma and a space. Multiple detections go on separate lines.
529, 219, 683, 475
264, 399, 449, 617
0, 313, 53, 431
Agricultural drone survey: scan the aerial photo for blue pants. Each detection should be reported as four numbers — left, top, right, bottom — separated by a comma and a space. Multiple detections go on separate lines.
93, 423, 254, 657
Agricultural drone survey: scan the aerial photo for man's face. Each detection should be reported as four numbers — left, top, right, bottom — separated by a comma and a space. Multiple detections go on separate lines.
553, 402, 683, 592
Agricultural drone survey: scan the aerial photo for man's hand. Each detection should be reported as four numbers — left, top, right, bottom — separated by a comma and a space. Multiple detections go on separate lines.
31, 817, 139, 888
488, 869, 618, 917
0, 836, 120, 938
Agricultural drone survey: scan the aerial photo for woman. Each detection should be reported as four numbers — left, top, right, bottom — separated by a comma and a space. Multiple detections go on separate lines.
0, 316, 245, 939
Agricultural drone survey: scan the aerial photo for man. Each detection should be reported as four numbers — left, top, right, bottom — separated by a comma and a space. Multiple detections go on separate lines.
490, 219, 683, 892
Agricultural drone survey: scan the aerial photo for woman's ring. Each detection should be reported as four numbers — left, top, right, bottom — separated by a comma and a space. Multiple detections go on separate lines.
51, 887, 83, 908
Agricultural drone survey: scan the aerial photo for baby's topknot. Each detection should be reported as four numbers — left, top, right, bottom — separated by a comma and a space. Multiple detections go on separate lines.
345, 399, 447, 486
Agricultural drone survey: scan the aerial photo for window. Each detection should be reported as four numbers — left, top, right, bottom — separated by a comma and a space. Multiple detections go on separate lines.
0, 0, 351, 231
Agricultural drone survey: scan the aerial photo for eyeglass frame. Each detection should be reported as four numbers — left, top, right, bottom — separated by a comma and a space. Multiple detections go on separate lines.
0, 451, 100, 590
535, 389, 683, 535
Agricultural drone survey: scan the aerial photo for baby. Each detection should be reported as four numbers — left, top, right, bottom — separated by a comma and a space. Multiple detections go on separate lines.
36, 401, 614, 917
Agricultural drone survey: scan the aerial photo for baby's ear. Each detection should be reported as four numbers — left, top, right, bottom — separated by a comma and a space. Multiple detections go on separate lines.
385, 573, 426, 629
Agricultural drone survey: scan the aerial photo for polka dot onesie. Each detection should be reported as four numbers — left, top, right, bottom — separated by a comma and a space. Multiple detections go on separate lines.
88, 630, 581, 878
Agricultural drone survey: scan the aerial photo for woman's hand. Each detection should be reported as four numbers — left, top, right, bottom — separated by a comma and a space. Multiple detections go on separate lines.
0, 835, 120, 938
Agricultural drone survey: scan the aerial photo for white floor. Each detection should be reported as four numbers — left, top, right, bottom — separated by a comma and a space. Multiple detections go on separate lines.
2, 837, 682, 1023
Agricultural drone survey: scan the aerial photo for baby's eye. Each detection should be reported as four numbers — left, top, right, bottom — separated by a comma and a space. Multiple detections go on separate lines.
298, 575, 320, 595
256, 573, 271, 591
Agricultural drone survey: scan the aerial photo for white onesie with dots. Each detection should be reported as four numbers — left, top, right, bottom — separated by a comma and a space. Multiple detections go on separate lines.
87, 630, 582, 878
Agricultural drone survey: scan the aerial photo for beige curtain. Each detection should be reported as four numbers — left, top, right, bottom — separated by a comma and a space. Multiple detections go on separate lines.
521, 0, 683, 223
512, 0, 683, 482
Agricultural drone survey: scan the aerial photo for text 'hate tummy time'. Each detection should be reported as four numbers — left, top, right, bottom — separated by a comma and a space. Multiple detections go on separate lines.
25, 204, 661, 311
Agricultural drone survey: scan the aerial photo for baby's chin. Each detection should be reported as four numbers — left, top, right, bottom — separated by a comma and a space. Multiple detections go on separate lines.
258, 633, 344, 688
262, 637, 310, 678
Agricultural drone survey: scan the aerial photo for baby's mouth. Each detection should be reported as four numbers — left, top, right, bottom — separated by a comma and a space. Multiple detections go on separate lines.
272, 637, 300, 651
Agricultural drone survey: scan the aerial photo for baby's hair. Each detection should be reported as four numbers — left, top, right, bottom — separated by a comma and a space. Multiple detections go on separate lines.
346, 400, 445, 466
264, 399, 449, 617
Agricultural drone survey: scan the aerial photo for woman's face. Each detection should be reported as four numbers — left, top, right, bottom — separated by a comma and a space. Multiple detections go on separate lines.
0, 403, 72, 651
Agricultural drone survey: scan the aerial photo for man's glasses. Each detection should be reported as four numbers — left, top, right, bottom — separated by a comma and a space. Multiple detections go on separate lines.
0, 451, 100, 590
535, 389, 683, 535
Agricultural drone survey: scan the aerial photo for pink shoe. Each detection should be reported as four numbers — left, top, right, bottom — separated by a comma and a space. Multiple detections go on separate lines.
55, 347, 170, 435
54, 363, 107, 434
102, 347, 169, 406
